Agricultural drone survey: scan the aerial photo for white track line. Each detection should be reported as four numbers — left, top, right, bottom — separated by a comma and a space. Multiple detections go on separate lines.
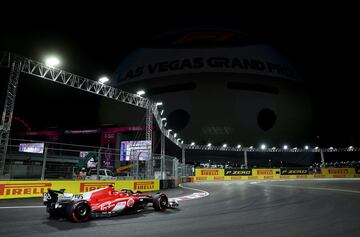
0, 206, 45, 209
178, 184, 210, 195
169, 184, 210, 202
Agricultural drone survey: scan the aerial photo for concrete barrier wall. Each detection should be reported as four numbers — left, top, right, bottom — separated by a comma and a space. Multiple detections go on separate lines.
194, 168, 360, 181
0, 180, 160, 199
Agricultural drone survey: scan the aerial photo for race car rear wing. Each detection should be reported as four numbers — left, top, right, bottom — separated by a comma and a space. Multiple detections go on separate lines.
44, 189, 66, 204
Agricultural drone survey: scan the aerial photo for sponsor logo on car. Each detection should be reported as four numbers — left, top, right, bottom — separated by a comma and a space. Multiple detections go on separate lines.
112, 201, 126, 212
80, 182, 114, 192
133, 181, 154, 190
98, 201, 116, 211
127, 198, 135, 207
0, 183, 52, 196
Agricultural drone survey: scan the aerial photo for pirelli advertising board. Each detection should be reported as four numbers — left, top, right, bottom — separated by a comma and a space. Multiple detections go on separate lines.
225, 169, 252, 176
0, 180, 160, 199
194, 168, 360, 181
321, 168, 355, 177
252, 169, 281, 179
280, 168, 309, 175
195, 169, 224, 177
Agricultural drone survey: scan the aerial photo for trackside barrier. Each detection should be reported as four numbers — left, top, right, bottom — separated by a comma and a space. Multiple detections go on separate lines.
194, 168, 360, 181
180, 176, 194, 183
195, 168, 224, 177
160, 179, 177, 189
0, 180, 159, 199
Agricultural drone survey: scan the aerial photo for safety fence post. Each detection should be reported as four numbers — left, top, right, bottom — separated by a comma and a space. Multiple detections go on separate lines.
40, 146, 48, 180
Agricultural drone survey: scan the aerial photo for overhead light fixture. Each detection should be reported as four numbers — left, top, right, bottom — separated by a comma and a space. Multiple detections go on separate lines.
222, 144, 227, 148
191, 142, 195, 146
45, 56, 60, 67
283, 145, 288, 150
237, 144, 241, 149
305, 145, 309, 150
156, 102, 163, 106
136, 90, 145, 96
98, 76, 109, 84
207, 143, 212, 147
261, 144, 266, 150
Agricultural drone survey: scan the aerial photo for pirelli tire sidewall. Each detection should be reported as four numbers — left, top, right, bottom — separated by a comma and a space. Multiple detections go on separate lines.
66, 200, 91, 223
153, 193, 168, 211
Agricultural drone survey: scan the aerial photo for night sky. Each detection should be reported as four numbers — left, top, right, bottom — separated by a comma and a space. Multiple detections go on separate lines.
0, 5, 359, 146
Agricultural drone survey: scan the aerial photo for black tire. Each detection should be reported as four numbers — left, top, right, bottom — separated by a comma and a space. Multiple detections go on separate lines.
47, 203, 60, 218
65, 201, 91, 223
153, 193, 168, 211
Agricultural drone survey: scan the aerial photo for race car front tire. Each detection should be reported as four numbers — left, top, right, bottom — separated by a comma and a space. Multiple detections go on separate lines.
65, 201, 91, 222
153, 193, 168, 211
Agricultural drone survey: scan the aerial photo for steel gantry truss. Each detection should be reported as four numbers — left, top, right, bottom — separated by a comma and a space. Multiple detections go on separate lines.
0, 52, 181, 175
184, 144, 360, 168
160, 133, 165, 179
0, 56, 22, 174
1, 52, 359, 176
184, 144, 360, 153
145, 106, 154, 176
0, 52, 10, 68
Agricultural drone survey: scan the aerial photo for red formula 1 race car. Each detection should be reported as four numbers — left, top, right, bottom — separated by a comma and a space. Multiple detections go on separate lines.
43, 185, 178, 222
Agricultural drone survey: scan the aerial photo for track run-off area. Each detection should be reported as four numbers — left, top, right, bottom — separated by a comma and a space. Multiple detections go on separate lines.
1, 179, 360, 237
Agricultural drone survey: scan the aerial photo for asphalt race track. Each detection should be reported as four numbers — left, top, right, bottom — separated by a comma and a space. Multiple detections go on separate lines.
1, 179, 360, 237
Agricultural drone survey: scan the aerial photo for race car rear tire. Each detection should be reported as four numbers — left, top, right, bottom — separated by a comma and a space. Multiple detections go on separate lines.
65, 201, 91, 222
153, 193, 168, 211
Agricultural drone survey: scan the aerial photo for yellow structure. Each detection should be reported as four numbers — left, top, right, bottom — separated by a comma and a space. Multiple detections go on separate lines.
194, 168, 360, 181
0, 180, 159, 199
